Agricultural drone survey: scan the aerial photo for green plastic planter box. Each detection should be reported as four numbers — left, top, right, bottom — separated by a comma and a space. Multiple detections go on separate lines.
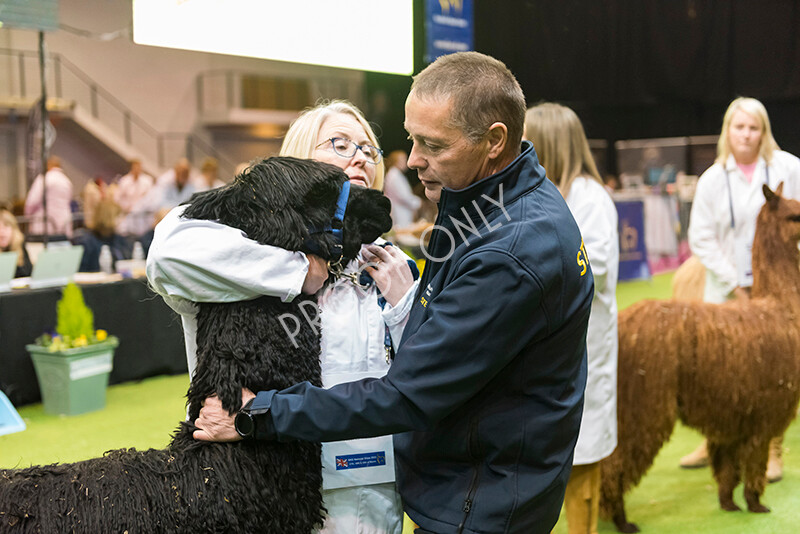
26, 339, 118, 416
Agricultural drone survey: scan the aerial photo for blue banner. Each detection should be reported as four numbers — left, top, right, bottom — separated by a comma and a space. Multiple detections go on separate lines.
616, 200, 650, 281
425, 0, 474, 64
335, 451, 387, 470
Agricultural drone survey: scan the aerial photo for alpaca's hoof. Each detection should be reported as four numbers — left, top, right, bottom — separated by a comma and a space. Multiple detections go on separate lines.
720, 500, 742, 512
748, 503, 770, 513
614, 521, 640, 533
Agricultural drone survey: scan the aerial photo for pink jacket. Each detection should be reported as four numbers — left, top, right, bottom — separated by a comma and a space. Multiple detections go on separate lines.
24, 167, 75, 237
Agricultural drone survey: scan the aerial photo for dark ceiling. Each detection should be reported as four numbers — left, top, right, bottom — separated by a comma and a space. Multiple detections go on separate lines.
367, 0, 800, 172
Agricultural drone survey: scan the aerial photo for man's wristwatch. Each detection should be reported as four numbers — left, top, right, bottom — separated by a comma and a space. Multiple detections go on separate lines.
234, 396, 271, 439
235, 398, 257, 439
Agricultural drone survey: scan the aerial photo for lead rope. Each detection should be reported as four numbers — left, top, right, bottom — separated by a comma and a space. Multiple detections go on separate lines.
327, 258, 373, 290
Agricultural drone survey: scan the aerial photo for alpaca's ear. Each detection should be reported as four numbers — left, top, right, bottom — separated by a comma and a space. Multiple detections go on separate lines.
764, 182, 782, 209
341, 188, 393, 256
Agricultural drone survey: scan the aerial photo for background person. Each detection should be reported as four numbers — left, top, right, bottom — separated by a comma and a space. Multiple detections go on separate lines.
72, 198, 131, 272
189, 52, 593, 534
158, 158, 195, 210
684, 96, 800, 481
0, 208, 33, 278
147, 100, 416, 534
525, 102, 619, 534
115, 158, 155, 237
81, 176, 113, 230
192, 157, 226, 192
382, 150, 421, 229
24, 155, 74, 239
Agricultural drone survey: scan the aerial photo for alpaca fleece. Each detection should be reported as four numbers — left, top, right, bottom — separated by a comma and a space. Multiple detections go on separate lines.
600, 184, 800, 533
670, 254, 705, 301
0, 157, 392, 533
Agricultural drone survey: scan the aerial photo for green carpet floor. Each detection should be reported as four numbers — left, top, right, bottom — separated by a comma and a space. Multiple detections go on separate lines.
3, 271, 799, 533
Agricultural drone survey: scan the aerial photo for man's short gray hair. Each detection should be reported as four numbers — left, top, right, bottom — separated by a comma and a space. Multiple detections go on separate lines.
410, 52, 525, 153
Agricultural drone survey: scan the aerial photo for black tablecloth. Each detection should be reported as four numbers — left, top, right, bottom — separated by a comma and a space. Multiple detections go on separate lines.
0, 278, 187, 407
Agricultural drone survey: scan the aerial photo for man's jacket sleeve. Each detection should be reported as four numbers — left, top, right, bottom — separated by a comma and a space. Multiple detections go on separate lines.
259, 249, 547, 442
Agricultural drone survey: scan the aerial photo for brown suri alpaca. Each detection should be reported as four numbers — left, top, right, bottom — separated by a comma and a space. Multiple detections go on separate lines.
600, 183, 800, 533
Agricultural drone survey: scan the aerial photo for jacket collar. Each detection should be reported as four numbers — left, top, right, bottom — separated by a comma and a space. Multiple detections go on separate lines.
724, 153, 766, 173
437, 141, 545, 221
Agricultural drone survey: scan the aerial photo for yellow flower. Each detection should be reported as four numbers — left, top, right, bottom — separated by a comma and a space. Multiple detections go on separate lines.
96, 329, 108, 341
74, 335, 88, 347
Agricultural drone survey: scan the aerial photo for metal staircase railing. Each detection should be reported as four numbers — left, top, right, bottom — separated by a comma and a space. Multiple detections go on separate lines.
0, 48, 237, 178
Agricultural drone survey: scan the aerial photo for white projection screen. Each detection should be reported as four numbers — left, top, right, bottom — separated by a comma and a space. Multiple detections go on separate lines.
132, 0, 414, 75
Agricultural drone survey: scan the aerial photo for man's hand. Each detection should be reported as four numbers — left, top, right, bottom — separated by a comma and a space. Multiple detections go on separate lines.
302, 254, 329, 295
360, 244, 415, 307
193, 389, 256, 442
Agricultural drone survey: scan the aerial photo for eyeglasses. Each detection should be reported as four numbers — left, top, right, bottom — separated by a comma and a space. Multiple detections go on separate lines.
317, 137, 383, 165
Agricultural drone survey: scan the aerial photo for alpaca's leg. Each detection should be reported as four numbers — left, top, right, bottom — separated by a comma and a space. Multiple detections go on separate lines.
708, 440, 741, 511
742, 437, 771, 513
600, 472, 640, 533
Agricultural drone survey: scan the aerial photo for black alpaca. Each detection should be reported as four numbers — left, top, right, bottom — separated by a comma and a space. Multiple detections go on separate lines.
0, 157, 392, 533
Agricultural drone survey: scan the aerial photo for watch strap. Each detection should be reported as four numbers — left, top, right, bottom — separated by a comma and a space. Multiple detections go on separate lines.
238, 391, 276, 440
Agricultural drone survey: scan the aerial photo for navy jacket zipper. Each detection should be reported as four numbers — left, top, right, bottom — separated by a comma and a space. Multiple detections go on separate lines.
457, 417, 481, 533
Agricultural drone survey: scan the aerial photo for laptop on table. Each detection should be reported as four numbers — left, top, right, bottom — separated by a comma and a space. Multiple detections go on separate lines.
0, 251, 19, 293
27, 244, 84, 290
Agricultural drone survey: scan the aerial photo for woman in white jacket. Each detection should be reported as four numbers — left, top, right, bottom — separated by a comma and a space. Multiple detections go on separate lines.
382, 150, 421, 229
146, 100, 417, 534
682, 97, 800, 479
525, 103, 619, 534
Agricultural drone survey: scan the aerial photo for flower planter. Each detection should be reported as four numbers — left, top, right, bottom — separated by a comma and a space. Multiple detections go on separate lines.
26, 339, 118, 416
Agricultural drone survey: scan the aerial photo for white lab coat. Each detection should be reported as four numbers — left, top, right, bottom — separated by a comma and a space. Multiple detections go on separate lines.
565, 177, 619, 465
146, 205, 415, 534
115, 172, 156, 236
688, 151, 800, 303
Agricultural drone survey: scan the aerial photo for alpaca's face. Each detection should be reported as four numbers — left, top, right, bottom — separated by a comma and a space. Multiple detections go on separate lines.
339, 185, 392, 261
763, 183, 800, 244
776, 198, 800, 244
301, 181, 392, 265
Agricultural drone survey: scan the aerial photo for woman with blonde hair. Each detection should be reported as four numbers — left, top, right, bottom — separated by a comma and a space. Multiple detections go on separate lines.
147, 99, 415, 534
525, 102, 619, 534
682, 97, 800, 479
280, 99, 385, 190
0, 208, 33, 278
72, 198, 130, 272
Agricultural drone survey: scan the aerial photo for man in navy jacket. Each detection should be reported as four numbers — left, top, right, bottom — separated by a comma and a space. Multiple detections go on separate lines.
194, 52, 594, 534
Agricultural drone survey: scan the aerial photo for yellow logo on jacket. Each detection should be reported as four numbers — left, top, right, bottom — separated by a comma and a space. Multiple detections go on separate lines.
577, 239, 589, 276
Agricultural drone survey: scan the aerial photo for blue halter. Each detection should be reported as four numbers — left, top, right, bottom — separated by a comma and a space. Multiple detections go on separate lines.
304, 180, 351, 261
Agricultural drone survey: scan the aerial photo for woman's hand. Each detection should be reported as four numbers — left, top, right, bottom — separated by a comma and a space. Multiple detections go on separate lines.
360, 244, 415, 307
302, 254, 329, 295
